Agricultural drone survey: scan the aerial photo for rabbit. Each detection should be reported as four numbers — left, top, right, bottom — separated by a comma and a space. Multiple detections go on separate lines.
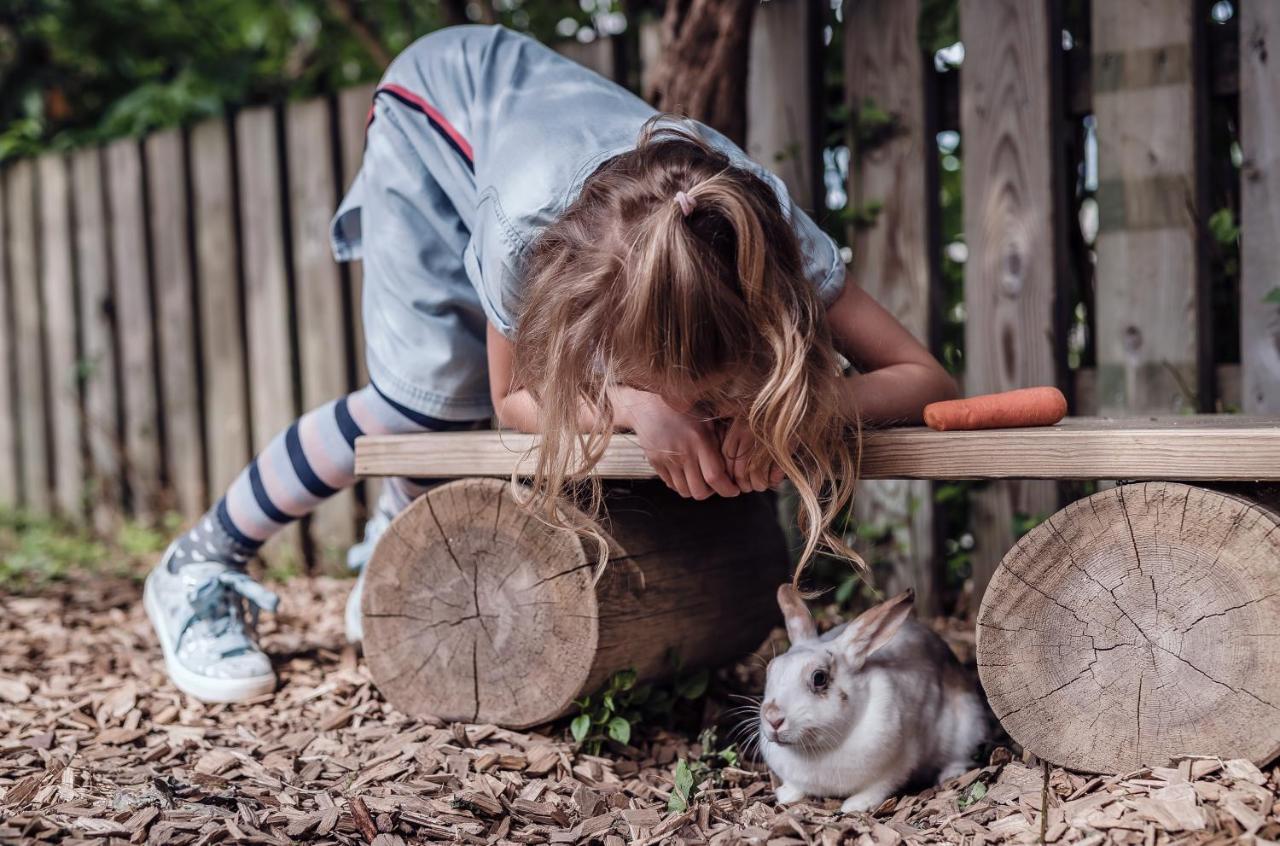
758, 585, 989, 814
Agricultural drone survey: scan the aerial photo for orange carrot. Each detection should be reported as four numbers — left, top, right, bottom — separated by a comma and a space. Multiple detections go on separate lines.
923, 386, 1067, 432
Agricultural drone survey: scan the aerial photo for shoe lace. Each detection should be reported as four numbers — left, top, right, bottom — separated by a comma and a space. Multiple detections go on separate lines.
179, 570, 280, 657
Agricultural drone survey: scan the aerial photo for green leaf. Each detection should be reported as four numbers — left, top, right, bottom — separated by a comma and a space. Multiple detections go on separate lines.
676, 670, 709, 701
613, 669, 637, 691
958, 780, 987, 809
602, 693, 615, 712
668, 760, 695, 813
1265, 287, 1280, 306
606, 716, 631, 745
570, 714, 591, 743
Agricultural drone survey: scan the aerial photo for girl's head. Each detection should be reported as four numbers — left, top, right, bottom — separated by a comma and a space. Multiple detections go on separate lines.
514, 116, 859, 575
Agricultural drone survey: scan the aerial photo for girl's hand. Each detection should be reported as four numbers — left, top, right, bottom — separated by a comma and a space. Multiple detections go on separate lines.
721, 417, 785, 492
613, 389, 740, 500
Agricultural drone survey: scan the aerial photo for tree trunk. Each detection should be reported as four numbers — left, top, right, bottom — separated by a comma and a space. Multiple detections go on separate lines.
362, 478, 788, 728
643, 0, 758, 145
977, 482, 1280, 773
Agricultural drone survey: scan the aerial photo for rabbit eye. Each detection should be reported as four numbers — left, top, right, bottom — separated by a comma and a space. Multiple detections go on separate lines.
810, 669, 829, 690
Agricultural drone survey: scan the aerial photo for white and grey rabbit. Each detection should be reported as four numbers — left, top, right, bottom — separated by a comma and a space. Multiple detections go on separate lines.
758, 585, 989, 813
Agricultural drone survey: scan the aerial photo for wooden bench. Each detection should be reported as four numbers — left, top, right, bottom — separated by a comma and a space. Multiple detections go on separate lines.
353, 416, 1280, 774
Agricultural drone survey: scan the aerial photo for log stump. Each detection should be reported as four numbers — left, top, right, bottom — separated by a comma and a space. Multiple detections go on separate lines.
362, 478, 788, 728
977, 482, 1280, 773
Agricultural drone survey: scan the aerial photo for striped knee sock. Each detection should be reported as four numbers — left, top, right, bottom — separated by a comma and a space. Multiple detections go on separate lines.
167, 384, 481, 570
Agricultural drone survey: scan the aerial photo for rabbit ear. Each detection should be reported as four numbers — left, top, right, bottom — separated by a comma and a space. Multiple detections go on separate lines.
838, 589, 914, 664
777, 584, 817, 643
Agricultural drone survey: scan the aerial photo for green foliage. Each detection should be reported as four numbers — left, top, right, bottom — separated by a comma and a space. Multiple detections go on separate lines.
917, 0, 960, 58
850, 97, 897, 150
838, 199, 884, 232
0, 508, 106, 584
1266, 288, 1280, 306
667, 728, 739, 812
1209, 207, 1241, 246
570, 659, 711, 755
957, 779, 987, 809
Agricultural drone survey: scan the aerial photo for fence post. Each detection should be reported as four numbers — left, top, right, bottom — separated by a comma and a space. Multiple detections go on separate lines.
845, 0, 941, 616
959, 0, 1065, 603
0, 171, 15, 507
1092, 1, 1203, 414
286, 97, 357, 572
72, 148, 121, 530
8, 160, 50, 513
236, 105, 305, 570
38, 154, 83, 519
1242, 1, 1280, 413
146, 129, 205, 522
748, 0, 820, 210
105, 139, 163, 520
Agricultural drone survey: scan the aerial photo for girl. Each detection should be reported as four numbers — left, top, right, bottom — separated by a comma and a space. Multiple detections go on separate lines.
144, 25, 957, 704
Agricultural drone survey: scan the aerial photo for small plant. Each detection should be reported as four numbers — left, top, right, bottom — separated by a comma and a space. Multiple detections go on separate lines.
667, 728, 740, 812
569, 659, 711, 755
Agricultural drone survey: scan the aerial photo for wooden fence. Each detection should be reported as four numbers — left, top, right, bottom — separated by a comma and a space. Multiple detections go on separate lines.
0, 9, 817, 573
0, 1, 1275, 597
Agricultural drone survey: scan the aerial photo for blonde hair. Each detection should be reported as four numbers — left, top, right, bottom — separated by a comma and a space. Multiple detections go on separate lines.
512, 117, 862, 581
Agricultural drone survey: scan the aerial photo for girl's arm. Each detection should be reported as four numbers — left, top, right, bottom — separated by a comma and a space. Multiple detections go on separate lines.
825, 272, 959, 426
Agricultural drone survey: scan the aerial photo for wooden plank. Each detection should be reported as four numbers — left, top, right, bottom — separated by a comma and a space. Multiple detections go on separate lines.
286, 97, 355, 571
748, 0, 818, 209
1241, 1, 1280, 413
37, 154, 82, 517
105, 139, 161, 519
844, 0, 938, 615
7, 160, 50, 511
554, 37, 617, 81
0, 170, 16, 506
338, 83, 379, 521
145, 129, 205, 521
959, 0, 1063, 602
236, 105, 303, 569
72, 148, 122, 528
1092, 1, 1201, 414
356, 418, 1280, 483
190, 119, 251, 505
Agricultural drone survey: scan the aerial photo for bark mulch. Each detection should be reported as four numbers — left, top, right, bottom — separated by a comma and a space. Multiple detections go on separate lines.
1, 572, 1278, 845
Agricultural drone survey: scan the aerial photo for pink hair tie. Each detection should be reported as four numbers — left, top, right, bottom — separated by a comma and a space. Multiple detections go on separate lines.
674, 190, 696, 217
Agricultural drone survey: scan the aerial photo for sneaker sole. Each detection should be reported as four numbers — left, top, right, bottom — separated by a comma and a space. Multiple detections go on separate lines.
143, 571, 277, 703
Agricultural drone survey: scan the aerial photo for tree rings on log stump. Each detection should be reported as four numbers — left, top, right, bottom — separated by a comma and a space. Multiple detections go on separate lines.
978, 482, 1280, 773
362, 477, 787, 728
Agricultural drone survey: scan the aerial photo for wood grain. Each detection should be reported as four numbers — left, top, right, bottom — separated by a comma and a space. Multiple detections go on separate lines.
978, 482, 1280, 773
236, 106, 302, 567
0, 170, 15, 506
106, 139, 162, 519
286, 97, 355, 571
1241, 2, 1280, 413
145, 129, 205, 520
1092, 0, 1200, 414
37, 154, 82, 517
190, 120, 250, 503
845, 0, 939, 616
7, 160, 50, 511
72, 148, 121, 528
363, 478, 786, 728
356, 417, 1280, 483
959, 0, 1062, 600
747, 0, 816, 209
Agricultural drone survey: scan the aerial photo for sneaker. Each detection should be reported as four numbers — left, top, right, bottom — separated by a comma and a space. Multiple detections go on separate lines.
144, 548, 280, 703
344, 508, 393, 645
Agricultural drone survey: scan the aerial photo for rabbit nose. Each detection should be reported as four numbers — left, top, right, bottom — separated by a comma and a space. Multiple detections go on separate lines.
762, 703, 785, 731
768, 714, 785, 731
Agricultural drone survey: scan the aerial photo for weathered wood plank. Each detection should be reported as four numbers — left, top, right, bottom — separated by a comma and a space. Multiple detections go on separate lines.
747, 0, 817, 209
190, 120, 251, 505
356, 417, 1280, 483
959, 0, 1063, 601
145, 129, 205, 520
105, 139, 161, 519
338, 84, 379, 520
845, 0, 938, 615
236, 106, 303, 568
7, 160, 50, 511
287, 97, 355, 571
37, 154, 82, 517
1092, 1, 1201, 414
1241, 2, 1280, 413
0, 171, 16, 506
72, 148, 121, 528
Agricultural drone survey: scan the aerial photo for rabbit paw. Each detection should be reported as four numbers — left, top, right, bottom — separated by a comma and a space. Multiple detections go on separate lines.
774, 783, 805, 805
840, 784, 893, 815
